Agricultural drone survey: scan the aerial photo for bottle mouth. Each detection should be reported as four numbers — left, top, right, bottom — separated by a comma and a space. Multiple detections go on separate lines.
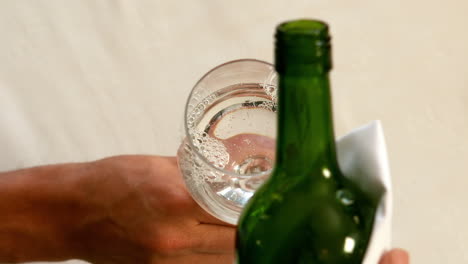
277, 19, 329, 37
275, 19, 332, 73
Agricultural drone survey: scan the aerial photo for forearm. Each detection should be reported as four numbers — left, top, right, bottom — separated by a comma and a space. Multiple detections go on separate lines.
0, 162, 95, 262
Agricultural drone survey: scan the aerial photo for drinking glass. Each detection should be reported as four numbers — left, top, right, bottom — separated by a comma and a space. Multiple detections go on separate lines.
177, 59, 277, 224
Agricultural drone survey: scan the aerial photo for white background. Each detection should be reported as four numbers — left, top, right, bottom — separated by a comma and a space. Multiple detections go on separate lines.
0, 1, 466, 263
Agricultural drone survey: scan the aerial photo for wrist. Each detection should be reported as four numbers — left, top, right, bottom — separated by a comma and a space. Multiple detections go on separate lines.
0, 162, 99, 262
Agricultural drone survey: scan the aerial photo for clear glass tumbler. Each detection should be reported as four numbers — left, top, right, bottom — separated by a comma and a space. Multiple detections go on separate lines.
177, 59, 277, 224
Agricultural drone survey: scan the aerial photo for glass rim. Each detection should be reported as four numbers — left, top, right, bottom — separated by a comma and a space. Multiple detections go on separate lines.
184, 58, 275, 179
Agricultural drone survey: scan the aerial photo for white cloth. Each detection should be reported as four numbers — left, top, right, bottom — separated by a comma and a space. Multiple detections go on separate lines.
337, 121, 392, 264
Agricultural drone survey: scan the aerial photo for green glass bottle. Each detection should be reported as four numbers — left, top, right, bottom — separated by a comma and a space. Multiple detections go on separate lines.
236, 19, 381, 264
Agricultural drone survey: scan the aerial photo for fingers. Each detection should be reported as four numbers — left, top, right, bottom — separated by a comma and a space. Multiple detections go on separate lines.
164, 156, 178, 166
222, 133, 275, 172
190, 223, 236, 254
379, 249, 410, 264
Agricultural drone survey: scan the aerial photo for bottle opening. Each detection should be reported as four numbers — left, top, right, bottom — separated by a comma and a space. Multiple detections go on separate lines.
275, 19, 332, 73
277, 19, 328, 36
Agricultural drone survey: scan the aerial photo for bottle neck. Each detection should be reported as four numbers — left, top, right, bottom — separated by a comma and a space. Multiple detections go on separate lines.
275, 71, 337, 172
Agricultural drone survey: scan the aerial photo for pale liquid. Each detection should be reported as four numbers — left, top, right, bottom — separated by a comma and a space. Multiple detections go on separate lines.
179, 83, 277, 222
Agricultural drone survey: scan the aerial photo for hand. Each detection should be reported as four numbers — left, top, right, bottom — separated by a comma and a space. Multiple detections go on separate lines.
379, 249, 410, 264
0, 155, 235, 264
75, 155, 235, 264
